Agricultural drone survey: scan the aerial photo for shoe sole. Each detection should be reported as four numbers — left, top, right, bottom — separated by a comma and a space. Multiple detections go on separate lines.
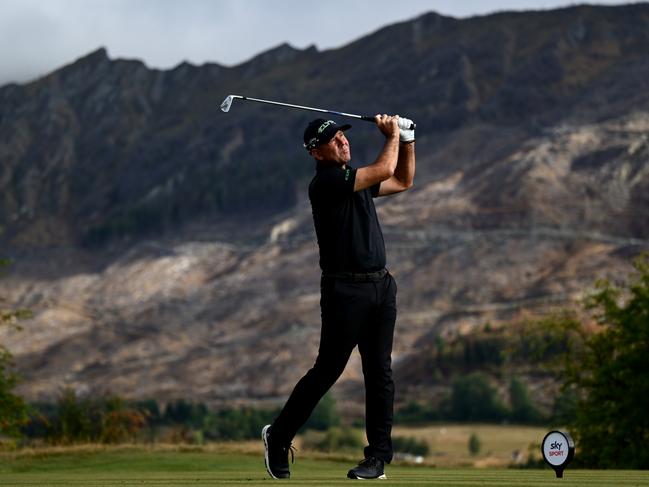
262, 424, 283, 480
347, 473, 387, 480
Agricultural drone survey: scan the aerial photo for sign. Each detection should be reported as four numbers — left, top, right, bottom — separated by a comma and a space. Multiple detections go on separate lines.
541, 430, 575, 478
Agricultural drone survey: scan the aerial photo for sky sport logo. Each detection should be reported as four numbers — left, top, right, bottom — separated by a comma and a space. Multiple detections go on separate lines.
548, 441, 564, 457
541, 430, 574, 478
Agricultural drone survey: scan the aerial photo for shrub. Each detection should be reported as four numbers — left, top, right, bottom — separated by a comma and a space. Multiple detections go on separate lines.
202, 406, 277, 441
0, 257, 30, 438
468, 432, 481, 456
301, 393, 340, 432
29, 389, 147, 444
394, 401, 439, 425
449, 373, 508, 422
301, 427, 363, 452
393, 436, 429, 456
509, 377, 543, 424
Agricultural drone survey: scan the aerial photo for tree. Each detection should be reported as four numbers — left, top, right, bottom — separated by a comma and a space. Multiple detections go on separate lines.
302, 392, 340, 431
528, 255, 649, 468
0, 257, 30, 438
42, 389, 147, 444
468, 432, 481, 456
100, 396, 147, 443
567, 255, 649, 468
302, 427, 363, 452
448, 372, 507, 422
54, 388, 101, 443
509, 376, 543, 424
393, 435, 430, 456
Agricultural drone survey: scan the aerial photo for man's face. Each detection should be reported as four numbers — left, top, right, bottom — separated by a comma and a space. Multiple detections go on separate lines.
311, 131, 351, 165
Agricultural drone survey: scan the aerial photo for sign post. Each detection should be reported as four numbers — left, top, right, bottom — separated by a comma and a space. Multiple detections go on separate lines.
541, 430, 575, 478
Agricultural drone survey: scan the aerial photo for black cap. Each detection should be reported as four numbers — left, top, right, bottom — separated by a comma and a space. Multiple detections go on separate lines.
303, 119, 351, 151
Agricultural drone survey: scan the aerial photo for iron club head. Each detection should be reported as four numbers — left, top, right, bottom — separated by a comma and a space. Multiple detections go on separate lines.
220, 95, 235, 112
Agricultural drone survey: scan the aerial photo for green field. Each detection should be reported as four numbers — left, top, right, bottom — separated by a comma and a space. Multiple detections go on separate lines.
391, 424, 546, 467
1, 445, 648, 487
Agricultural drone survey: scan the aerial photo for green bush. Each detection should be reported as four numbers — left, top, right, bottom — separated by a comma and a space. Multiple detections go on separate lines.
202, 407, 277, 441
448, 373, 508, 422
164, 399, 208, 428
394, 400, 439, 425
301, 393, 340, 432
468, 432, 481, 456
301, 427, 363, 452
25, 389, 147, 444
393, 436, 429, 456
0, 257, 30, 438
551, 386, 578, 424
509, 377, 543, 424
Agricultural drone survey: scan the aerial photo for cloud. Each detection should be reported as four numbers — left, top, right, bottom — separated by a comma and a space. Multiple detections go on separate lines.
0, 0, 432, 85
0, 0, 634, 86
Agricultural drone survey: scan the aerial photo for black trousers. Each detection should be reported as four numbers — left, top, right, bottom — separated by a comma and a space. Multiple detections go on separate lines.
271, 272, 397, 463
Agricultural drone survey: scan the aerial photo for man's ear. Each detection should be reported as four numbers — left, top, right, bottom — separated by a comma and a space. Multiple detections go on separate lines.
310, 148, 323, 161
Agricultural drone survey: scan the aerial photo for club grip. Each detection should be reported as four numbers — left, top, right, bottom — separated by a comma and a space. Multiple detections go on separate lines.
361, 115, 416, 130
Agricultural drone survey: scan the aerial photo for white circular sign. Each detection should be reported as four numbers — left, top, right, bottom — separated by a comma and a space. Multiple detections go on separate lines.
542, 431, 571, 466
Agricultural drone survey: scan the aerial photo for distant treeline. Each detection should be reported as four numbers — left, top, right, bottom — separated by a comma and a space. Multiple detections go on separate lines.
20, 373, 551, 447
395, 373, 567, 425
390, 320, 576, 426
21, 390, 343, 445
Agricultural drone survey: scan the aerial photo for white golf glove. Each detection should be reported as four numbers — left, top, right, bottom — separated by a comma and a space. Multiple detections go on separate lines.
398, 116, 415, 143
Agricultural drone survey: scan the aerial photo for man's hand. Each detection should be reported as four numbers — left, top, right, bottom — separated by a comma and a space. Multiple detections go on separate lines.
398, 116, 415, 143
375, 114, 400, 140
354, 115, 400, 192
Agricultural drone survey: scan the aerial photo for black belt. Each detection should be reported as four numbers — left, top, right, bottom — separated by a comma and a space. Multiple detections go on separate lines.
322, 268, 388, 282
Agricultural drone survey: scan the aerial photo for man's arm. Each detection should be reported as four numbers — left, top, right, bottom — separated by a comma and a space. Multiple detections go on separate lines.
353, 115, 400, 192
377, 141, 415, 196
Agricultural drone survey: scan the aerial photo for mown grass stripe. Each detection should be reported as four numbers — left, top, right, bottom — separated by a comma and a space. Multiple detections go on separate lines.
2, 450, 649, 487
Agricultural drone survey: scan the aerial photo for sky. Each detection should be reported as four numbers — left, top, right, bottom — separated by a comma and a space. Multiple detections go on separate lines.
0, 0, 636, 86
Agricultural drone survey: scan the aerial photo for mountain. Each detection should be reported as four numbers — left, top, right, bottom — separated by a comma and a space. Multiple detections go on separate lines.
1, 4, 648, 410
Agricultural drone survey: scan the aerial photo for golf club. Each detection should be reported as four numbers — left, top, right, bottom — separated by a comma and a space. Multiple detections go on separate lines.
220, 95, 416, 129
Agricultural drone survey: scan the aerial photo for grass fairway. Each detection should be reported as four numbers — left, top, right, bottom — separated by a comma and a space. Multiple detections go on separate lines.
1, 446, 648, 487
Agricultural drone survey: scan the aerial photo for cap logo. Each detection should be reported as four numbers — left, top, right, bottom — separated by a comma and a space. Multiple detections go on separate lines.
318, 120, 335, 134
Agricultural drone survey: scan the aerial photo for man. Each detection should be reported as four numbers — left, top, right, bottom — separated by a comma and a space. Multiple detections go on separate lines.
262, 114, 415, 480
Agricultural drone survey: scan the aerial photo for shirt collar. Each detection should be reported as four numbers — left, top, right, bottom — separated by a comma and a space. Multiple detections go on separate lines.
316, 160, 350, 171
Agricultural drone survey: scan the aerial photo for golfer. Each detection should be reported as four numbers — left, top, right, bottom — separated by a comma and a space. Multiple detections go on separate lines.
263, 114, 415, 480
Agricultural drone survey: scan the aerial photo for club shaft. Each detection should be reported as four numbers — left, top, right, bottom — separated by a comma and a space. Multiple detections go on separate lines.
233, 95, 415, 129
238, 96, 370, 121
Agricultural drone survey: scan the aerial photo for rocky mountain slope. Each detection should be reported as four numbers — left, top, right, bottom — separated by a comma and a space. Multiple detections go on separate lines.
1, 4, 649, 410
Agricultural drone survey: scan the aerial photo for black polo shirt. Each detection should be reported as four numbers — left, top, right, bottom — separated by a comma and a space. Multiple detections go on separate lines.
308, 162, 386, 273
